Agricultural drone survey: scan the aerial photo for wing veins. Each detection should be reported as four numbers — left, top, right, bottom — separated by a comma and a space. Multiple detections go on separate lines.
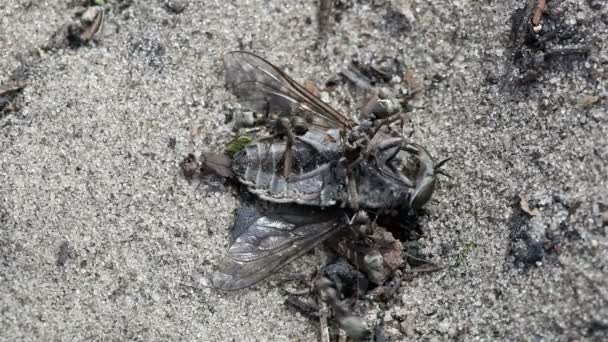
232, 79, 340, 123
224, 51, 354, 130
211, 213, 339, 290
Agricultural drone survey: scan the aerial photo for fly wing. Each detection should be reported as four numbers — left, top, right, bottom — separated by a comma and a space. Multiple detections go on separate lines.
211, 205, 341, 290
224, 51, 354, 130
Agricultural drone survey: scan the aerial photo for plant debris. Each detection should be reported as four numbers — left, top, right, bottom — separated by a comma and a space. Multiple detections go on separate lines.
530, 0, 546, 33
0, 80, 27, 114
579, 95, 601, 109
508, 0, 590, 86
224, 136, 253, 157
519, 192, 539, 216
303, 80, 321, 98
47, 6, 104, 49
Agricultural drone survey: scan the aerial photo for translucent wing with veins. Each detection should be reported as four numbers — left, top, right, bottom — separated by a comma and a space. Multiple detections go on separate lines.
211, 205, 341, 290
224, 51, 354, 131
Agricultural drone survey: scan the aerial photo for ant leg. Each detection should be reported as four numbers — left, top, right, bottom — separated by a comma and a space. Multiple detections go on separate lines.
319, 300, 330, 342
315, 273, 372, 341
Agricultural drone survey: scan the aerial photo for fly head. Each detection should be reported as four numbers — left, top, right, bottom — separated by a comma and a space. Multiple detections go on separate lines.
354, 129, 439, 210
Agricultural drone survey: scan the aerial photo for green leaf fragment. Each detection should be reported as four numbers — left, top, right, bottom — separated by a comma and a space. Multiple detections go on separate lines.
94, 0, 106, 6
224, 136, 253, 157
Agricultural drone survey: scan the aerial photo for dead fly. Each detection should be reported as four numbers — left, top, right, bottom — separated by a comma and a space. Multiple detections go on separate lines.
194, 52, 446, 339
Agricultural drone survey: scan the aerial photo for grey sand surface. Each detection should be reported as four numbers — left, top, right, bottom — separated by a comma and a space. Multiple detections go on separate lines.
1, 0, 607, 341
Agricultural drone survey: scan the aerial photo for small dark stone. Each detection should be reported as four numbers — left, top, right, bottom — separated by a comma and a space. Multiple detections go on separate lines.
179, 153, 198, 178
56, 241, 71, 267
164, 0, 188, 15
167, 137, 177, 149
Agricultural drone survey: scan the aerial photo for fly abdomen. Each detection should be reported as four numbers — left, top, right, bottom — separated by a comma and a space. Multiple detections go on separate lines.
232, 136, 340, 206
234, 140, 289, 195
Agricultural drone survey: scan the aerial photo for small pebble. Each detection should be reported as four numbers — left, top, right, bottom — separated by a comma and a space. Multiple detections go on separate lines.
399, 316, 415, 336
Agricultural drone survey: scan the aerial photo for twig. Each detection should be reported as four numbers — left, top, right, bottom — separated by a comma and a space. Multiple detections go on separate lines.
402, 251, 434, 265
285, 296, 320, 320
318, 0, 333, 40
545, 47, 591, 58
411, 264, 444, 273
319, 301, 330, 342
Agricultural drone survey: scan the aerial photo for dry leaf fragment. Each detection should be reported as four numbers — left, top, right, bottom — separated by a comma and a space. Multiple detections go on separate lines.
403, 69, 420, 92
519, 192, 539, 216
303, 80, 320, 97
531, 0, 546, 33
79, 7, 104, 43
579, 95, 600, 109
0, 81, 27, 97
201, 152, 233, 178
3, 102, 18, 113
47, 6, 104, 49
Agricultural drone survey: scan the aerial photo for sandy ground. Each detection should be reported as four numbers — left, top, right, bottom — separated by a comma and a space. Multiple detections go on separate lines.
1, 0, 607, 341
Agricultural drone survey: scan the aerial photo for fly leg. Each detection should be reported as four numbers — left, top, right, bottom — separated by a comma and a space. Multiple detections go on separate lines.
373, 111, 407, 130
277, 117, 296, 178
296, 135, 339, 159
370, 111, 414, 139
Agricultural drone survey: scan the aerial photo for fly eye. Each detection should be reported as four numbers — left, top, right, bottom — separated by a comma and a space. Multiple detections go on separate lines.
410, 177, 435, 209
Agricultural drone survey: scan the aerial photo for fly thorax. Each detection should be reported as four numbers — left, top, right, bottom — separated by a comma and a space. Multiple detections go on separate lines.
353, 159, 411, 209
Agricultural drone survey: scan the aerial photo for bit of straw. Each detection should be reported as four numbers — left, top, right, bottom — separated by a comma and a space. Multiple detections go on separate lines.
531, 0, 546, 33
319, 301, 330, 342
0, 81, 27, 97
518, 192, 539, 216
